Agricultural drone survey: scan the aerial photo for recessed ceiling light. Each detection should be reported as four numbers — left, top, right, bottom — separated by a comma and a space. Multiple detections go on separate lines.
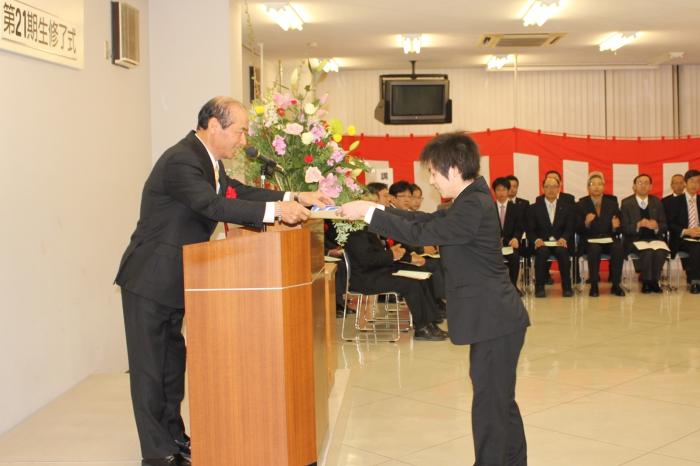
521, 0, 565, 27
322, 58, 339, 73
599, 32, 639, 52
487, 54, 516, 70
401, 34, 422, 54
264, 3, 304, 31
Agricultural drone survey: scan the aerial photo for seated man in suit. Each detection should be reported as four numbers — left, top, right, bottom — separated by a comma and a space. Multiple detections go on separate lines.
576, 172, 625, 297
528, 176, 575, 297
410, 183, 424, 211
344, 226, 447, 341
620, 174, 669, 293
493, 177, 525, 295
663, 174, 686, 214
506, 175, 530, 207
666, 169, 700, 294
536, 170, 576, 205
366, 182, 392, 207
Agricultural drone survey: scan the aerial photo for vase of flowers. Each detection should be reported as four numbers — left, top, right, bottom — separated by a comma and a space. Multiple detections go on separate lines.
246, 59, 369, 244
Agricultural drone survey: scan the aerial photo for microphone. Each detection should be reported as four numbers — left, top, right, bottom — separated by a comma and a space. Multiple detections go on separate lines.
244, 146, 285, 173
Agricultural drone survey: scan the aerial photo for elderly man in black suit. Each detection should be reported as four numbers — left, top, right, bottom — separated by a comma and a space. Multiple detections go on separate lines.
663, 174, 686, 214
666, 169, 700, 294
341, 132, 530, 466
493, 177, 525, 295
528, 176, 575, 297
620, 174, 668, 293
576, 172, 625, 297
115, 97, 331, 466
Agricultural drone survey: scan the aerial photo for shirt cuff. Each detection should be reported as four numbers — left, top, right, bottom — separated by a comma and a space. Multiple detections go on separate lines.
364, 204, 385, 224
263, 202, 276, 223
283, 192, 292, 201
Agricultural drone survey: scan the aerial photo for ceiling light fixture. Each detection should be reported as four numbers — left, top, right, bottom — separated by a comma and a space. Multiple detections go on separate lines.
599, 32, 639, 52
521, 0, 564, 27
487, 54, 516, 70
322, 58, 339, 73
264, 3, 304, 31
401, 34, 422, 54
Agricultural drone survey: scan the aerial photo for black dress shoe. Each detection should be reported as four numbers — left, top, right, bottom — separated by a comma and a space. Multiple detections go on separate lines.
428, 322, 449, 337
611, 285, 626, 296
589, 284, 599, 297
414, 326, 447, 341
175, 436, 191, 461
690, 283, 700, 294
535, 288, 546, 298
650, 282, 663, 293
641, 282, 652, 293
142, 454, 190, 466
562, 288, 573, 297
545, 275, 554, 285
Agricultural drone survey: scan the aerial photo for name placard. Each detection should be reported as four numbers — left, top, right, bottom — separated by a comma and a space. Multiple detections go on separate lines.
1, 0, 83, 68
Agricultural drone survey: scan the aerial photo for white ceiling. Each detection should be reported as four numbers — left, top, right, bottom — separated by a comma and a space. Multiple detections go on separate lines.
244, 0, 700, 70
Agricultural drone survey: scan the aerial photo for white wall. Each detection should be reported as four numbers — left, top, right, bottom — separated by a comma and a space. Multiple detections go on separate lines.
0, 0, 151, 434
316, 65, 695, 138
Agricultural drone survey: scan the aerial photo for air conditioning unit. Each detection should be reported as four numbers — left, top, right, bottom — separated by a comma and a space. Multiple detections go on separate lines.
111, 1, 140, 68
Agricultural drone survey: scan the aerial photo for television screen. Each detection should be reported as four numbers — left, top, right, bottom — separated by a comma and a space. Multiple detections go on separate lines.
391, 84, 445, 117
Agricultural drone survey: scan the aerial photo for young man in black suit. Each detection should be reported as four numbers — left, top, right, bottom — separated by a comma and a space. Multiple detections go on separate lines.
341, 132, 530, 466
666, 169, 700, 293
662, 174, 686, 215
528, 176, 576, 297
493, 177, 525, 295
115, 97, 331, 466
576, 172, 625, 297
506, 175, 530, 207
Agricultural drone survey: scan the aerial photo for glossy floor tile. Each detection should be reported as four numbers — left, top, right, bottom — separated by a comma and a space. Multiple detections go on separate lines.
1, 287, 699, 465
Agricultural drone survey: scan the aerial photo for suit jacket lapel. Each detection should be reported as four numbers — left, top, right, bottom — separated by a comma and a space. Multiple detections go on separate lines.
185, 131, 217, 190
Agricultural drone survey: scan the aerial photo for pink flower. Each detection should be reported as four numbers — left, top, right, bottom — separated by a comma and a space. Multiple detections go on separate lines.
345, 176, 360, 192
310, 124, 326, 142
305, 166, 323, 183
273, 93, 293, 109
272, 135, 286, 156
319, 93, 329, 105
284, 123, 304, 135
319, 173, 342, 199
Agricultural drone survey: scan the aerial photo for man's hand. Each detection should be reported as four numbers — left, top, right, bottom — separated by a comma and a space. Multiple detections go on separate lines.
297, 191, 335, 207
611, 215, 621, 229
328, 247, 344, 258
585, 213, 596, 226
534, 239, 544, 249
684, 227, 700, 238
275, 201, 310, 224
390, 244, 406, 261
509, 238, 519, 249
423, 245, 438, 255
638, 219, 650, 230
647, 219, 659, 230
556, 238, 568, 248
339, 200, 378, 220
410, 253, 426, 266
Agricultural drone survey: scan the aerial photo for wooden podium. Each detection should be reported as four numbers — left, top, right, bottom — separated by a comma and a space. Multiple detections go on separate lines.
183, 221, 328, 466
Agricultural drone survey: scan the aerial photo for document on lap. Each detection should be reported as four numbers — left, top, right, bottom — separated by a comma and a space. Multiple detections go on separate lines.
420, 253, 441, 259
588, 237, 614, 244
633, 240, 670, 251
392, 270, 432, 280
543, 241, 559, 247
324, 256, 341, 262
502, 247, 514, 256
684, 237, 700, 243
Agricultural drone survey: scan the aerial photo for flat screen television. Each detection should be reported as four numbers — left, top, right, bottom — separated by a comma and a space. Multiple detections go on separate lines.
375, 77, 452, 125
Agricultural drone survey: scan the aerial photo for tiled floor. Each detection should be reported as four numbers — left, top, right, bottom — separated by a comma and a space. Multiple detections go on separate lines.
1, 284, 699, 466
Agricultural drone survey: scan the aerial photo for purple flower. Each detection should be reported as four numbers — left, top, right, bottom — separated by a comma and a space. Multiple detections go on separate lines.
345, 176, 360, 192
310, 124, 326, 142
319, 173, 342, 199
272, 135, 286, 156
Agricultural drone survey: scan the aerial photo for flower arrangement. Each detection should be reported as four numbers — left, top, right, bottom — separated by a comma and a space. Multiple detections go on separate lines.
246, 59, 370, 244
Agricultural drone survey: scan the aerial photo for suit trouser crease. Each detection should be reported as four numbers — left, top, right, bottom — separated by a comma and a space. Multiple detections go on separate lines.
122, 288, 186, 458
633, 247, 667, 282
470, 329, 527, 466
586, 241, 624, 285
535, 246, 570, 289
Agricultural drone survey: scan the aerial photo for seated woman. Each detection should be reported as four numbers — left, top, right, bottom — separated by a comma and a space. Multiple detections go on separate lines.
576, 172, 625, 297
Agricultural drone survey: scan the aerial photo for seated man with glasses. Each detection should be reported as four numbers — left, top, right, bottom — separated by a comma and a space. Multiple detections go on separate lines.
620, 174, 669, 293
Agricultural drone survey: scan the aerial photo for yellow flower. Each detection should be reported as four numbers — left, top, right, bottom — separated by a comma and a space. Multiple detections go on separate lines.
347, 125, 357, 136
351, 168, 363, 177
254, 105, 265, 115
333, 133, 343, 143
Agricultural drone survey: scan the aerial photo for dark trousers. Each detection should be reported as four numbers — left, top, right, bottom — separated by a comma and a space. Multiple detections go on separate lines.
534, 246, 571, 289
335, 260, 348, 309
504, 252, 521, 287
121, 288, 187, 458
680, 241, 700, 282
354, 275, 438, 328
470, 329, 527, 466
586, 240, 624, 285
632, 247, 667, 282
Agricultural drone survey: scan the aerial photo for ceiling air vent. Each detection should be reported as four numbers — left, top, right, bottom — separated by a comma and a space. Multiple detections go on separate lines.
480, 33, 565, 48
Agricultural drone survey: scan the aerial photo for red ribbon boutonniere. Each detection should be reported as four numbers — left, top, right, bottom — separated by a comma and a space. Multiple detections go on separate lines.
386, 238, 395, 247
225, 186, 237, 199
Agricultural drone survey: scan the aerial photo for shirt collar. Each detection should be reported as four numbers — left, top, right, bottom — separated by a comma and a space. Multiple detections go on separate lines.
687, 192, 697, 202
636, 195, 649, 206
195, 133, 219, 173
545, 198, 557, 207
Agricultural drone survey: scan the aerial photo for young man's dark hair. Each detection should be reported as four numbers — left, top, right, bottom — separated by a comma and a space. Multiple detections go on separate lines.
684, 169, 700, 182
544, 170, 562, 180
389, 180, 413, 196
419, 132, 480, 180
634, 173, 653, 184
410, 183, 422, 194
366, 182, 388, 195
492, 177, 512, 191
506, 175, 519, 185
